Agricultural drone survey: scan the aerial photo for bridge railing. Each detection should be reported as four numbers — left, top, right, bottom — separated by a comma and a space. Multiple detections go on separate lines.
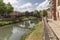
43, 17, 59, 40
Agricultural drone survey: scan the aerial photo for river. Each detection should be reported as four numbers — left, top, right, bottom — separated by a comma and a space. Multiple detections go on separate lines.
0, 20, 36, 40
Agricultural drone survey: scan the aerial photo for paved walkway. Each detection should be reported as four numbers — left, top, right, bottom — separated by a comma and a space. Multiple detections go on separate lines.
48, 19, 60, 40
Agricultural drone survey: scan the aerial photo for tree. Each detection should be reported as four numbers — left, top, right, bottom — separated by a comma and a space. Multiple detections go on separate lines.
40, 10, 48, 17
0, 0, 3, 2
43, 10, 48, 17
33, 10, 38, 15
0, 1, 6, 14
25, 11, 29, 16
0, 0, 13, 15
39, 10, 43, 17
5, 2, 13, 14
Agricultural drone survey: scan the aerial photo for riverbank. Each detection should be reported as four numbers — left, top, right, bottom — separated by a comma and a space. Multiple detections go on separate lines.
0, 17, 40, 27
0, 19, 20, 26
0, 18, 42, 40
20, 22, 44, 40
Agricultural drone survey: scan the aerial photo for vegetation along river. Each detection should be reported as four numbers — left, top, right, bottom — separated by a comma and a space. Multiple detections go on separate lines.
0, 19, 39, 40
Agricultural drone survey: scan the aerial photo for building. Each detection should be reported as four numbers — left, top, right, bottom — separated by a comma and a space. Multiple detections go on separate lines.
50, 0, 56, 20
56, 0, 60, 20
49, 0, 52, 19
50, 0, 60, 20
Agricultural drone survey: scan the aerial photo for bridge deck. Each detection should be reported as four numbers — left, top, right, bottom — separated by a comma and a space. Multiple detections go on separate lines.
48, 19, 60, 40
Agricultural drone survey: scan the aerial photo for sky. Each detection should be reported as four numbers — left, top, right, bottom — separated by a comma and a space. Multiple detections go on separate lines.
3, 0, 50, 12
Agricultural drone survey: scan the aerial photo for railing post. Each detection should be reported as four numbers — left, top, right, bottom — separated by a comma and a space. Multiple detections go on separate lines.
43, 17, 59, 40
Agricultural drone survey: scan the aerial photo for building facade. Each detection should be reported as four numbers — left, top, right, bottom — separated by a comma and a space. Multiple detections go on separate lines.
56, 0, 60, 20
50, 0, 60, 20
50, 0, 57, 20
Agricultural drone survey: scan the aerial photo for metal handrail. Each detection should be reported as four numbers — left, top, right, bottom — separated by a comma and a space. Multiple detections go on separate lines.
43, 17, 59, 40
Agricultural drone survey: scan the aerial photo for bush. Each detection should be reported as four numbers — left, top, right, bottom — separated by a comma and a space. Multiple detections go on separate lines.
43, 10, 48, 17
40, 10, 48, 17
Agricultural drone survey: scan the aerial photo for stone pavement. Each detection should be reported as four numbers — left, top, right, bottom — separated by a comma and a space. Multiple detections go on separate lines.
48, 19, 60, 40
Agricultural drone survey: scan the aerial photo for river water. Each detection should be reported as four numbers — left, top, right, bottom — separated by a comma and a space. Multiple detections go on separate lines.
0, 20, 36, 40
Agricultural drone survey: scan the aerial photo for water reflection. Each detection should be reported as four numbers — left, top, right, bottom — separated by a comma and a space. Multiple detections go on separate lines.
9, 27, 29, 40
19, 21, 35, 28
0, 20, 36, 40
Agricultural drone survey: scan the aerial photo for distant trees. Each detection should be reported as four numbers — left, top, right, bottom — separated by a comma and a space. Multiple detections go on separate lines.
13, 10, 48, 19
22, 10, 48, 18
5, 3, 13, 14
43, 10, 48, 17
9, 10, 47, 18
25, 11, 30, 16
33, 10, 41, 17
39, 10, 48, 17
0, 1, 6, 14
0, 0, 13, 15
33, 10, 38, 15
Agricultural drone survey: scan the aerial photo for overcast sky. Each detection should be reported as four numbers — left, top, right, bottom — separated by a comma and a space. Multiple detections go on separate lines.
3, 0, 50, 12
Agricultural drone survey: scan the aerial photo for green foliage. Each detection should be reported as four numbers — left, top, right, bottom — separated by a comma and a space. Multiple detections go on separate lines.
43, 10, 48, 17
33, 10, 38, 15
0, 2, 6, 14
32, 10, 41, 18
20, 22, 43, 40
0, 0, 3, 2
5, 3, 13, 14
39, 11, 43, 17
0, 19, 20, 26
0, 0, 13, 15
39, 10, 48, 17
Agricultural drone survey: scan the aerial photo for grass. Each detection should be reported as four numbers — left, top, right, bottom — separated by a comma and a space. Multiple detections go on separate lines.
0, 17, 40, 26
20, 22, 44, 40
0, 19, 20, 26
21, 17, 38, 21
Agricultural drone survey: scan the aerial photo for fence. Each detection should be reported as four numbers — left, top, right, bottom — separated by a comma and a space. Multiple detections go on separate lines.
43, 17, 59, 40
